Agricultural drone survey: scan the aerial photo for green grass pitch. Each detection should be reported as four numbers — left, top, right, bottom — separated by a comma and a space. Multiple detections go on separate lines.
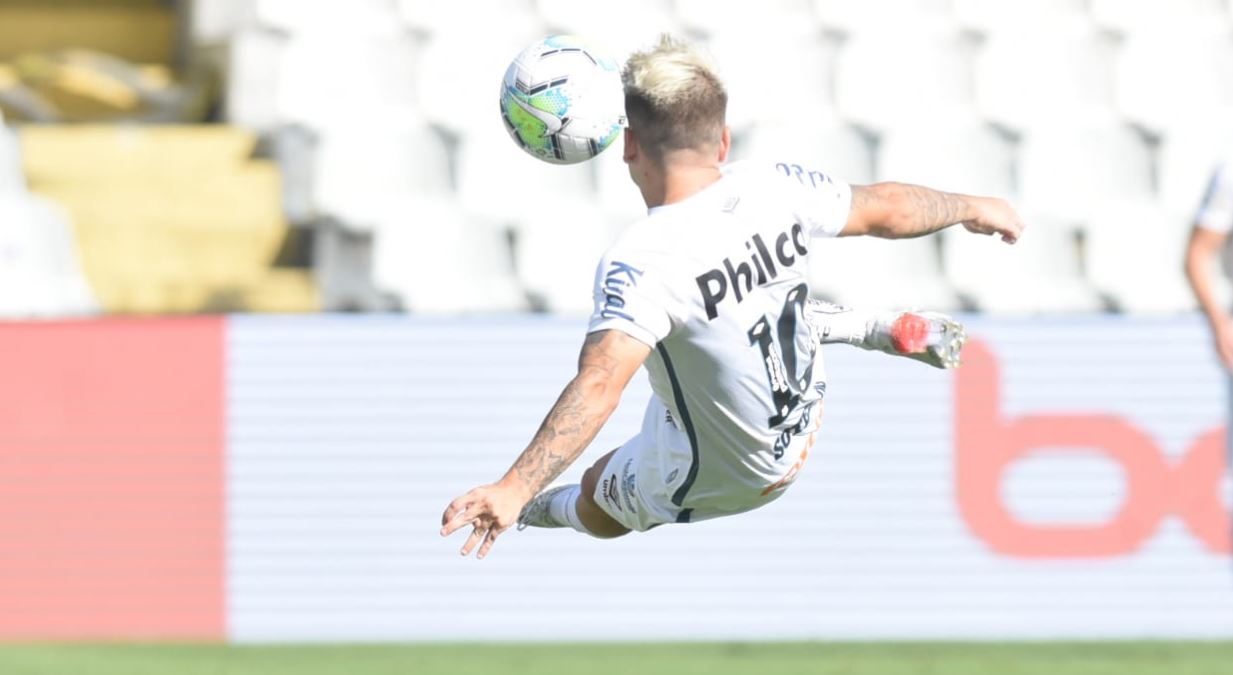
1, 642, 1232, 675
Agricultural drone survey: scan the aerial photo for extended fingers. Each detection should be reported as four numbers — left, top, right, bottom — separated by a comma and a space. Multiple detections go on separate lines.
476, 527, 503, 560
459, 524, 487, 557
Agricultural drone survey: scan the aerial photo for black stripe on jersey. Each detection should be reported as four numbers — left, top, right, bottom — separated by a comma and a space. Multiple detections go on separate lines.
675, 508, 693, 523
658, 344, 700, 511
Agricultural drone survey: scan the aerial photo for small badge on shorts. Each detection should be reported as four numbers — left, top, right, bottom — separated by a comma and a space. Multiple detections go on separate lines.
620, 459, 638, 514
665, 468, 679, 484
602, 473, 622, 512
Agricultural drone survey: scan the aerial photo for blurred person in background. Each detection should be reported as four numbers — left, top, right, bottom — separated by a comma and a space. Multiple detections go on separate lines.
1187, 162, 1233, 372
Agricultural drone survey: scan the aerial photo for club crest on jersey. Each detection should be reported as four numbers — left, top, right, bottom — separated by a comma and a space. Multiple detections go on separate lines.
600, 260, 643, 322
695, 223, 809, 320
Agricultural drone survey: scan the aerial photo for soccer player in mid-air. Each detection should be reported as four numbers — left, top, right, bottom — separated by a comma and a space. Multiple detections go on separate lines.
442, 35, 1024, 558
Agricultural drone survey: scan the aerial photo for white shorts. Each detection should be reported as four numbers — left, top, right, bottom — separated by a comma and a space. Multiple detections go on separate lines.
591, 395, 689, 532
591, 395, 818, 532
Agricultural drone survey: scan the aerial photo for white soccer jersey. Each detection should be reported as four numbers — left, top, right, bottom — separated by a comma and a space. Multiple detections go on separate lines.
1197, 161, 1233, 235
587, 160, 851, 523
1196, 160, 1233, 281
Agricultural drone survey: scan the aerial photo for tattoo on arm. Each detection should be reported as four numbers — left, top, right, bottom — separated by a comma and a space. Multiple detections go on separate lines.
854, 183, 977, 238
897, 184, 973, 236
508, 332, 623, 495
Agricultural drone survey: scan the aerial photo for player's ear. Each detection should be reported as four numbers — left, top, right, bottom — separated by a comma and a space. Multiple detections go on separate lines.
718, 126, 731, 163
622, 127, 638, 163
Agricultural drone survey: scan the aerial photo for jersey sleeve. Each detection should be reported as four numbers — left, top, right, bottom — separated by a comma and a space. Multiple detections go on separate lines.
587, 253, 673, 348
771, 161, 853, 238
1196, 163, 1233, 233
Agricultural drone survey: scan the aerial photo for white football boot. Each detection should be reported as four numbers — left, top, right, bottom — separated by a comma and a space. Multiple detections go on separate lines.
807, 299, 967, 369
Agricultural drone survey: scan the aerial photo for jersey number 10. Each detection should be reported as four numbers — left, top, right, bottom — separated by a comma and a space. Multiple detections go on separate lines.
747, 283, 815, 431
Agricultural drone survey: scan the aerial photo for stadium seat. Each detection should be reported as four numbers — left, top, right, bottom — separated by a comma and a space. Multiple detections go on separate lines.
942, 212, 1104, 313
252, 0, 402, 36
21, 125, 313, 313
1115, 28, 1233, 136
275, 32, 417, 131
876, 116, 1014, 197
735, 121, 874, 185
809, 235, 962, 311
397, 0, 539, 36
224, 28, 286, 131
415, 23, 546, 136
455, 117, 597, 229
312, 117, 452, 231
1085, 200, 1197, 314
189, 0, 251, 44
0, 193, 97, 317
833, 26, 972, 133
0, 123, 23, 194
975, 26, 1116, 132
513, 202, 614, 314
593, 145, 648, 232
368, 199, 527, 313
813, 0, 951, 35
676, 0, 815, 38
534, 0, 678, 60
952, 0, 1088, 33
1090, 0, 1229, 34
705, 30, 836, 133
1158, 124, 1233, 216
1018, 122, 1152, 222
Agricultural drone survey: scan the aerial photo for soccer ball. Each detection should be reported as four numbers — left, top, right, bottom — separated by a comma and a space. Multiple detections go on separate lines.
499, 35, 625, 165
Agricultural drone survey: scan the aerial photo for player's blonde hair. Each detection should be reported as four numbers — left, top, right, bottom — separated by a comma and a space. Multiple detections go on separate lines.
622, 34, 727, 159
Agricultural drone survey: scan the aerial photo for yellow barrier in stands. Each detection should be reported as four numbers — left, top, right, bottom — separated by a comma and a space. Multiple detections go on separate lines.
20, 125, 319, 313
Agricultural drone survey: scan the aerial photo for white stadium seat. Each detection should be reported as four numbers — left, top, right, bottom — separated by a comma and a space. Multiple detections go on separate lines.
253, 0, 401, 36
514, 202, 614, 314
953, 0, 1088, 33
1158, 124, 1233, 216
455, 117, 597, 230
369, 198, 527, 313
814, 0, 951, 35
1085, 201, 1198, 314
809, 235, 961, 311
224, 28, 287, 131
189, 0, 252, 44
834, 26, 972, 133
0, 194, 98, 318
397, 0, 539, 36
1091, 0, 1229, 34
534, 0, 679, 61
0, 124, 24, 194
942, 212, 1104, 313
415, 24, 547, 136
1018, 122, 1152, 222
593, 144, 647, 232
706, 30, 836, 133
736, 121, 874, 185
1115, 28, 1233, 135
876, 116, 1015, 197
312, 117, 452, 230
677, 0, 815, 38
276, 32, 418, 130
975, 26, 1116, 132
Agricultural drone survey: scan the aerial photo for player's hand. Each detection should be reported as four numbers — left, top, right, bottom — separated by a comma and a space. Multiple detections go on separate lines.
440, 482, 529, 560
962, 197, 1025, 244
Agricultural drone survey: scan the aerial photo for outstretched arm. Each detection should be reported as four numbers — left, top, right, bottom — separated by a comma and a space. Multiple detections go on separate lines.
440, 329, 650, 558
1185, 225, 1233, 370
841, 182, 1024, 243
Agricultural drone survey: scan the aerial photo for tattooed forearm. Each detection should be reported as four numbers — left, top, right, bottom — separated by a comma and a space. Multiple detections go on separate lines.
853, 183, 980, 238
898, 184, 973, 235
504, 332, 626, 496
